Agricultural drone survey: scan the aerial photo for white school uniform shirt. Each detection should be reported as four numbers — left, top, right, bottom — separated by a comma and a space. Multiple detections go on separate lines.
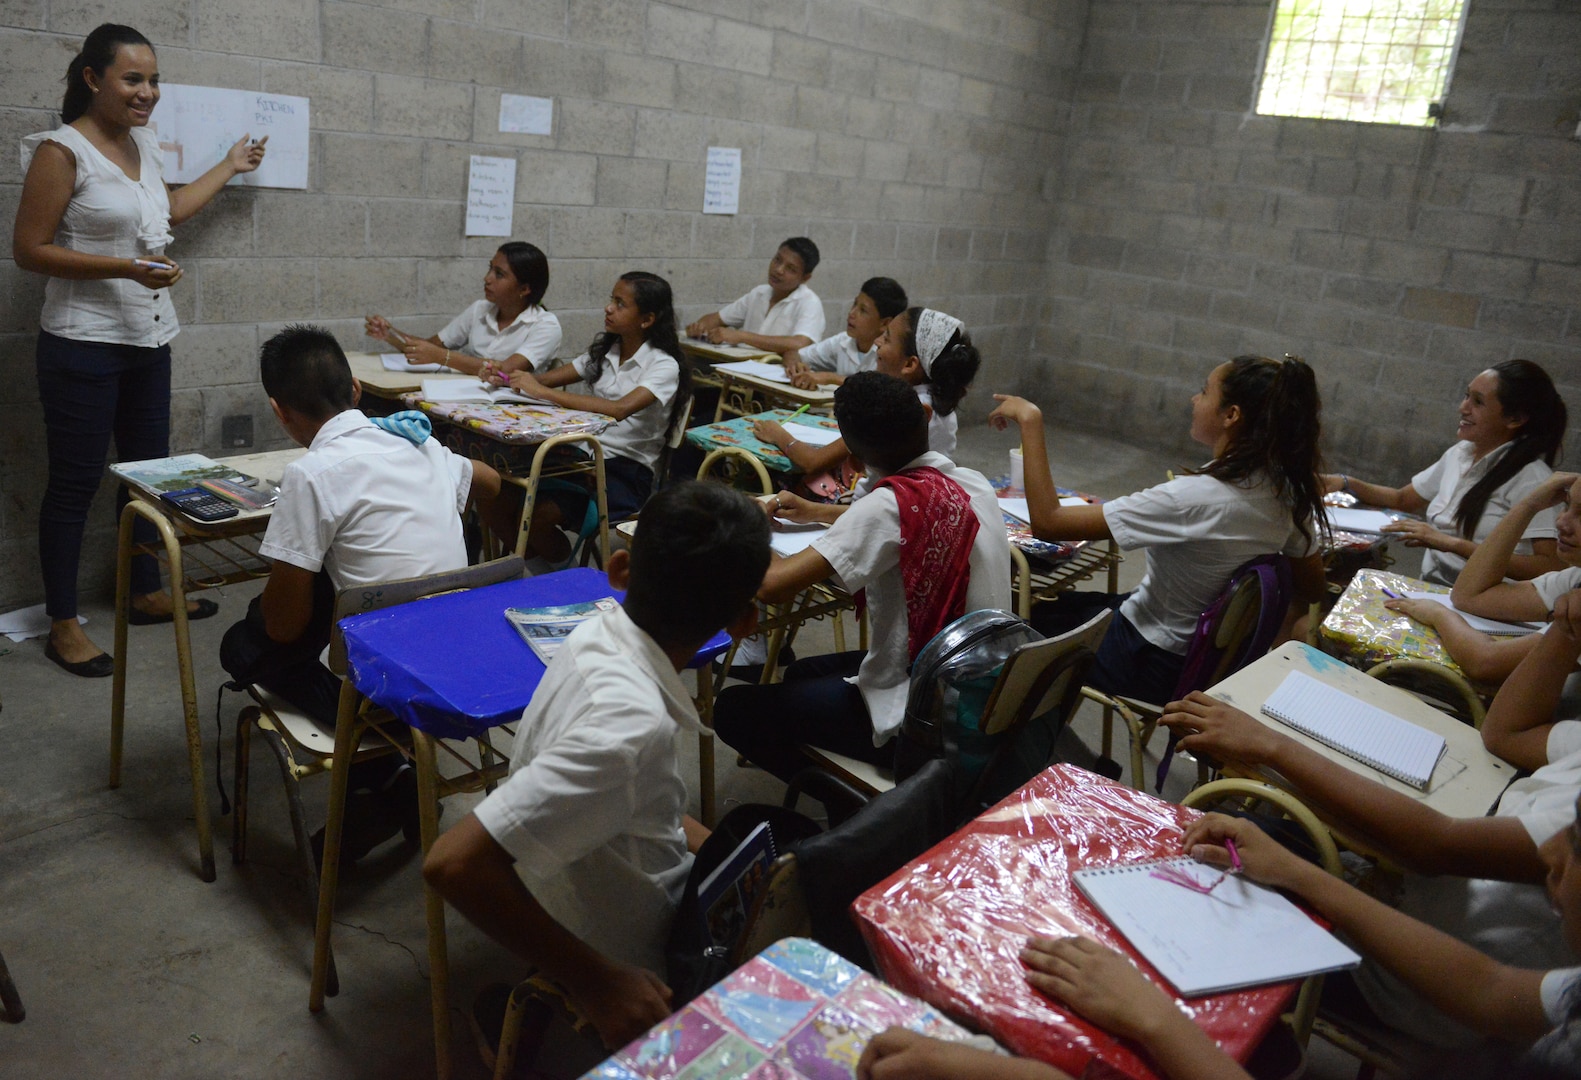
1535, 567, 1581, 611
1412, 441, 1557, 585
1101, 472, 1315, 655
437, 300, 562, 371
798, 332, 874, 377
258, 409, 471, 590
718, 283, 825, 342
915, 384, 958, 459
1354, 717, 1581, 1046
812, 452, 1013, 742
20, 125, 178, 347
572, 341, 680, 470
473, 606, 699, 974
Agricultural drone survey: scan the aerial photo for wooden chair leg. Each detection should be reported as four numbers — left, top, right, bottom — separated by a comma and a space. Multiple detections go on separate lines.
414, 730, 453, 1080
0, 948, 23, 1023
259, 723, 341, 997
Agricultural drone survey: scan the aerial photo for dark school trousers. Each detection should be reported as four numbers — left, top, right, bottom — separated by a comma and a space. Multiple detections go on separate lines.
1030, 590, 1186, 705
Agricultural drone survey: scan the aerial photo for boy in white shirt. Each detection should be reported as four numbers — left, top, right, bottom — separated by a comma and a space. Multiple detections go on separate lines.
1161, 592, 1581, 1047
423, 481, 770, 1053
712, 372, 1012, 783
220, 325, 502, 861
685, 236, 824, 355
782, 276, 908, 389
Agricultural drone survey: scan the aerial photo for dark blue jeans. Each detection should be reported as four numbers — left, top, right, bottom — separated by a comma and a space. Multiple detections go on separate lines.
713, 651, 893, 785
1030, 590, 1186, 704
36, 331, 170, 618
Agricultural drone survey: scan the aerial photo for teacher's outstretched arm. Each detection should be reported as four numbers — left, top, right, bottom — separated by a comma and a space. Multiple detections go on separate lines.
167, 133, 267, 224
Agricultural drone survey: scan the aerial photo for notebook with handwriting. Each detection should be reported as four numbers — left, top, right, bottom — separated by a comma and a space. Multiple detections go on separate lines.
1261, 670, 1446, 790
1073, 857, 1360, 996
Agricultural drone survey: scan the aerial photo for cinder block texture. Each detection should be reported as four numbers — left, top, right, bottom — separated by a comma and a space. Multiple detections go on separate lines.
1033, 0, 1581, 477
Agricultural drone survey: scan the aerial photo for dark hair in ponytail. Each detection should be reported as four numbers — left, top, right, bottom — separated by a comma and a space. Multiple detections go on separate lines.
62, 24, 152, 124
1197, 355, 1328, 550
582, 271, 692, 441
497, 241, 549, 308
899, 306, 980, 417
1454, 359, 1567, 539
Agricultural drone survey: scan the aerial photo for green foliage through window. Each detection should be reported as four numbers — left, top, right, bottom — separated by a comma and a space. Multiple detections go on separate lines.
1257, 0, 1467, 126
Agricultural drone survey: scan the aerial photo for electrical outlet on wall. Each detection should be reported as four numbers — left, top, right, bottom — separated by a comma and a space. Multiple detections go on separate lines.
222, 414, 254, 448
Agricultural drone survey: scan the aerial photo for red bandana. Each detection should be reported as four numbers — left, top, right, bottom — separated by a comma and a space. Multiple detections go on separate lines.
871, 466, 980, 662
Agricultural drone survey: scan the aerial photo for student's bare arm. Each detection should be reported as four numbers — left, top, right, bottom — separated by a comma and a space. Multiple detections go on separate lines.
1453, 473, 1576, 621
758, 547, 838, 605
685, 312, 724, 337
505, 365, 659, 422
424, 813, 672, 1049
1382, 597, 1540, 683
987, 396, 1110, 542
260, 560, 319, 644
1481, 608, 1581, 769
1161, 693, 1546, 881
1185, 815, 1550, 1044
857, 1029, 1072, 1080
709, 327, 814, 355
1320, 474, 1428, 514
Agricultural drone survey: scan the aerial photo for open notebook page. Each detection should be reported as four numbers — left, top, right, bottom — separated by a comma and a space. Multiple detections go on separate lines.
1260, 670, 1447, 789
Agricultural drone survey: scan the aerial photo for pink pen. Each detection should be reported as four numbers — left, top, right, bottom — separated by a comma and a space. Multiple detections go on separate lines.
1225, 838, 1243, 874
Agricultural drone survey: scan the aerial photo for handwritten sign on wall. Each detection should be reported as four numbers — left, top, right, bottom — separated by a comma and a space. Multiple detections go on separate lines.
466, 155, 517, 237
152, 84, 309, 189
499, 94, 554, 135
704, 146, 741, 215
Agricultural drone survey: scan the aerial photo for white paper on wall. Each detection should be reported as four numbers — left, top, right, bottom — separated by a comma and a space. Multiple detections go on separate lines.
704, 146, 741, 215
498, 94, 554, 135
466, 154, 517, 237
151, 84, 309, 189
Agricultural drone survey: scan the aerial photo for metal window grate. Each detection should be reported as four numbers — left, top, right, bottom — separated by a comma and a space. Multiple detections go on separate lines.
1257, 0, 1468, 126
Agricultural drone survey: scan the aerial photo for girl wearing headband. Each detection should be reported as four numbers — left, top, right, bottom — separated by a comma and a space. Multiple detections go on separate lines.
990, 355, 1329, 705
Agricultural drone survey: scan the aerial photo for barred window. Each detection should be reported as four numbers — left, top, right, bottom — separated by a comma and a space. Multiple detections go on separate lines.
1256, 0, 1469, 126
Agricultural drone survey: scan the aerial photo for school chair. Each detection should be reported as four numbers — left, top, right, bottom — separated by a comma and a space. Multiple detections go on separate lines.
228, 557, 524, 1003
696, 445, 774, 496
1364, 659, 1486, 729
1180, 778, 1342, 1051
492, 432, 610, 564
0, 947, 22, 1023
1084, 555, 1292, 792
783, 610, 1113, 824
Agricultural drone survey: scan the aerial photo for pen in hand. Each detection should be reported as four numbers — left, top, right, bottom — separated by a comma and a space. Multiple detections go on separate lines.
1225, 838, 1243, 874
786, 403, 810, 422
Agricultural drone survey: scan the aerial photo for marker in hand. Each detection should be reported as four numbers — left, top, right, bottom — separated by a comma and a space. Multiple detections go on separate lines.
1225, 838, 1243, 874
133, 258, 174, 271
1380, 587, 1403, 600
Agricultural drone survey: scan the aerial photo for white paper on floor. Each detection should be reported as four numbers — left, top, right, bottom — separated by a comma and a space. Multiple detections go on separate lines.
0, 603, 85, 642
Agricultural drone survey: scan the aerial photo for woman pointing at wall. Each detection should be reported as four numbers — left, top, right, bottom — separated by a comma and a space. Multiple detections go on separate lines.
12, 23, 266, 676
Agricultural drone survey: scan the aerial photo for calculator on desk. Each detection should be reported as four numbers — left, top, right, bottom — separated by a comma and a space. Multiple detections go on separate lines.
160, 486, 240, 522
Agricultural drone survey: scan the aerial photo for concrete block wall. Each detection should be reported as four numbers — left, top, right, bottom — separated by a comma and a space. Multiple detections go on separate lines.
1032, 0, 1581, 479
0, 0, 1084, 610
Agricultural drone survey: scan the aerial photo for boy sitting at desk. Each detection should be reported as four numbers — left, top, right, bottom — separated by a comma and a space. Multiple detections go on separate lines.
685, 236, 825, 355
712, 372, 1012, 784
1160, 596, 1581, 1049
781, 276, 908, 389
423, 481, 769, 1052
220, 325, 503, 862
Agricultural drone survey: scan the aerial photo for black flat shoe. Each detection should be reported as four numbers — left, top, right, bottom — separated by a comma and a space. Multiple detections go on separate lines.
128, 597, 219, 626
44, 640, 114, 678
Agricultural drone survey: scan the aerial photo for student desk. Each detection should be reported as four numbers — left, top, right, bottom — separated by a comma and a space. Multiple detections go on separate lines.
851, 763, 1302, 1079
684, 407, 842, 473
1202, 640, 1517, 828
998, 486, 1123, 620
578, 938, 981, 1079
683, 346, 836, 422
108, 447, 304, 882
1318, 568, 1466, 675
327, 568, 732, 1080
345, 350, 473, 416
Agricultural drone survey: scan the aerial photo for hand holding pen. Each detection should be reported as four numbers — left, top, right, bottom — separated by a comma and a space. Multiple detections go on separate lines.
128, 257, 181, 290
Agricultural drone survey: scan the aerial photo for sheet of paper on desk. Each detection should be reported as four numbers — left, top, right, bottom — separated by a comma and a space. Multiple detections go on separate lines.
770, 521, 825, 557
997, 496, 1086, 523
380, 353, 444, 373
1403, 591, 1544, 635
780, 421, 842, 447
1325, 508, 1400, 533
419, 378, 548, 405
714, 359, 791, 383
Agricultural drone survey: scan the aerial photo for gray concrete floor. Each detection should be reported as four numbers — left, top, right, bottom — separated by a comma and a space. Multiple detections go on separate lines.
0, 418, 1380, 1078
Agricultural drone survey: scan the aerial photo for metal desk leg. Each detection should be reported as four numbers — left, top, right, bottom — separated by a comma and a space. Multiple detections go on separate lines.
310, 682, 362, 1011
694, 668, 716, 827
109, 501, 215, 882
1010, 546, 1032, 620
414, 730, 453, 1080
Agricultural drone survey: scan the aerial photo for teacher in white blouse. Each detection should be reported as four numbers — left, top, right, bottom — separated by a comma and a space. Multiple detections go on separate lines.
12, 23, 265, 677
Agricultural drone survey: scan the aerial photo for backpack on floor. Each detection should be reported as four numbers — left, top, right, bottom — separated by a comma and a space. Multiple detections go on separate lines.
893, 609, 1043, 784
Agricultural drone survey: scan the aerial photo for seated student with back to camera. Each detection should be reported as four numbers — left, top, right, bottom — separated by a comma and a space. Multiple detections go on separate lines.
779, 276, 907, 389
711, 372, 1012, 784
423, 481, 771, 1058
989, 355, 1329, 706
482, 270, 690, 562
685, 236, 825, 356
219, 325, 503, 862
1158, 587, 1581, 1054
364, 240, 560, 378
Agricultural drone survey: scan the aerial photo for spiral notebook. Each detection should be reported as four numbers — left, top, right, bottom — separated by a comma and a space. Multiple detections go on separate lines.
1261, 671, 1446, 790
1073, 857, 1360, 996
